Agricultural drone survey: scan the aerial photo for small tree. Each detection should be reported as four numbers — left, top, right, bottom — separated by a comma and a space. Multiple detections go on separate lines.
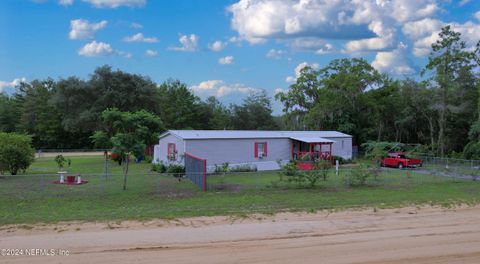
313, 160, 333, 181
0, 133, 35, 175
55, 155, 67, 171
92, 108, 164, 190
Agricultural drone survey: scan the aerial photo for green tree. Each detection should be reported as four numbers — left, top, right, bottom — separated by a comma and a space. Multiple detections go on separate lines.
0, 94, 19, 133
276, 58, 383, 143
0, 133, 35, 175
198, 96, 232, 129
92, 108, 164, 190
424, 26, 476, 156
53, 65, 159, 133
157, 79, 202, 129
231, 90, 278, 130
13, 79, 69, 148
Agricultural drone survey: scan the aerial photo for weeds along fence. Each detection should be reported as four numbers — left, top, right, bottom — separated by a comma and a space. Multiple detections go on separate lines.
0, 168, 479, 201
410, 155, 480, 179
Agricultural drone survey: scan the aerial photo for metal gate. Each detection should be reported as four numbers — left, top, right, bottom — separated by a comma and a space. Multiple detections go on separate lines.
184, 152, 207, 191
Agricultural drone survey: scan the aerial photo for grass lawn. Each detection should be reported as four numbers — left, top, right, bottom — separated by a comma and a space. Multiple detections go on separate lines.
1, 155, 480, 225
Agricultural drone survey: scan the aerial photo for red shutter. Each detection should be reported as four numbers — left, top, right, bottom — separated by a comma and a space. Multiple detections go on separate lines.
167, 143, 171, 155
254, 142, 258, 158
264, 142, 268, 156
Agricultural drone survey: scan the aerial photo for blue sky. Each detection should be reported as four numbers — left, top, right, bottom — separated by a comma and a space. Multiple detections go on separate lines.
1, 0, 480, 114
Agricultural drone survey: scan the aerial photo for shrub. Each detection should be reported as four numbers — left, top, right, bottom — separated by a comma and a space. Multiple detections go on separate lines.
214, 162, 230, 175
331, 156, 345, 164
313, 160, 333, 181
144, 155, 153, 163
344, 166, 371, 187
0, 133, 35, 175
151, 161, 167, 173
464, 141, 480, 160
230, 164, 257, 172
55, 155, 67, 170
166, 164, 185, 177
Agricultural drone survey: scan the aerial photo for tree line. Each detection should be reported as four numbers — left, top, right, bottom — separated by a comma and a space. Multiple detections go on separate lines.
1, 26, 479, 158
0, 66, 279, 149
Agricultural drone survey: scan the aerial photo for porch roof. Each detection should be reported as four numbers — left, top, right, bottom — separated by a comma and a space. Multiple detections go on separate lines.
289, 136, 335, 144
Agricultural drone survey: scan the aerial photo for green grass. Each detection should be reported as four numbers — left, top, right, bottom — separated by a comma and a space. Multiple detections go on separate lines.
1, 155, 480, 225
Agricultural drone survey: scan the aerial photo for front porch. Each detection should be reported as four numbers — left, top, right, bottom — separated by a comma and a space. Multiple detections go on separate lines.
290, 136, 334, 170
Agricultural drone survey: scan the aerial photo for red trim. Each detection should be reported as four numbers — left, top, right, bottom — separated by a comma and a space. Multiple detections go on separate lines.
168, 143, 176, 160
203, 159, 207, 192
254, 142, 268, 158
185, 152, 204, 161
185, 152, 207, 193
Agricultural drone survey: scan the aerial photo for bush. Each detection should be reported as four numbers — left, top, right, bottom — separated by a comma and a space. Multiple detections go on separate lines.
331, 156, 345, 164
166, 164, 185, 177
229, 164, 257, 172
151, 161, 167, 173
144, 155, 153, 163
313, 160, 333, 181
464, 141, 480, 160
344, 166, 371, 187
55, 155, 67, 170
214, 162, 230, 174
0, 133, 35, 175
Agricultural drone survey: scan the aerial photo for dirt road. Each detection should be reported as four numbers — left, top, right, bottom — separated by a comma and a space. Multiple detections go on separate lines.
1, 206, 480, 264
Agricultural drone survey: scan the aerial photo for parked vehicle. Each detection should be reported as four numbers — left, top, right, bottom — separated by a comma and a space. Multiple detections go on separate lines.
380, 152, 423, 169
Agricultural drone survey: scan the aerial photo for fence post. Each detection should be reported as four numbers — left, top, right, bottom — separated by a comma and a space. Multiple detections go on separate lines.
335, 160, 339, 176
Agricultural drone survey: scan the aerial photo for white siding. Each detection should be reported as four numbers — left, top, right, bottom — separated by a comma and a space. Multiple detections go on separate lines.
185, 138, 292, 171
328, 137, 353, 160
153, 133, 353, 170
154, 134, 185, 165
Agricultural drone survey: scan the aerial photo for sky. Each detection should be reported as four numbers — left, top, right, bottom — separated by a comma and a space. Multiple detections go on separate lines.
1, 0, 480, 114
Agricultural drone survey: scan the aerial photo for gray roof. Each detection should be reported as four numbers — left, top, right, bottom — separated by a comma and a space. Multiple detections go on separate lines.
289, 136, 336, 143
160, 130, 351, 140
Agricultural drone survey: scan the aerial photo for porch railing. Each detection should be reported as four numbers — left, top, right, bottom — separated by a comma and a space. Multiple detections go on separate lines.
293, 151, 331, 161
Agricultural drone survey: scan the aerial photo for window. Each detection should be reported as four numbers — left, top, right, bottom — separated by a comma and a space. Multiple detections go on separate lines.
167, 143, 176, 160
342, 140, 344, 149
254, 142, 268, 158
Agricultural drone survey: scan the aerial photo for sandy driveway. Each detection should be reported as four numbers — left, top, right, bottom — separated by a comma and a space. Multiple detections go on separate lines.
1, 206, 480, 263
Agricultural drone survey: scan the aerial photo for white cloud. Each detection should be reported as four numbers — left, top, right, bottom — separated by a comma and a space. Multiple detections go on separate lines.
372, 43, 415, 75
402, 18, 443, 40
475, 11, 480, 21
344, 20, 396, 53
123, 33, 158, 43
145, 49, 158, 57
169, 34, 198, 52
286, 62, 320, 83
208, 40, 227, 52
266, 49, 286, 59
82, 0, 145, 8
218, 56, 234, 65
130, 22, 143, 29
402, 19, 480, 57
69, 19, 107, 40
0, 78, 27, 92
78, 41, 113, 56
191, 80, 260, 97
59, 0, 74, 6
227, 0, 439, 45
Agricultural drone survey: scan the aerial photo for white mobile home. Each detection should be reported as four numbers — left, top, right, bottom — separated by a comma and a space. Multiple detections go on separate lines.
153, 130, 352, 171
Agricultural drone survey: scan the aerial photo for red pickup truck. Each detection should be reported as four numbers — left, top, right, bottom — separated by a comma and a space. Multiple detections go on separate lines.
380, 152, 423, 169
